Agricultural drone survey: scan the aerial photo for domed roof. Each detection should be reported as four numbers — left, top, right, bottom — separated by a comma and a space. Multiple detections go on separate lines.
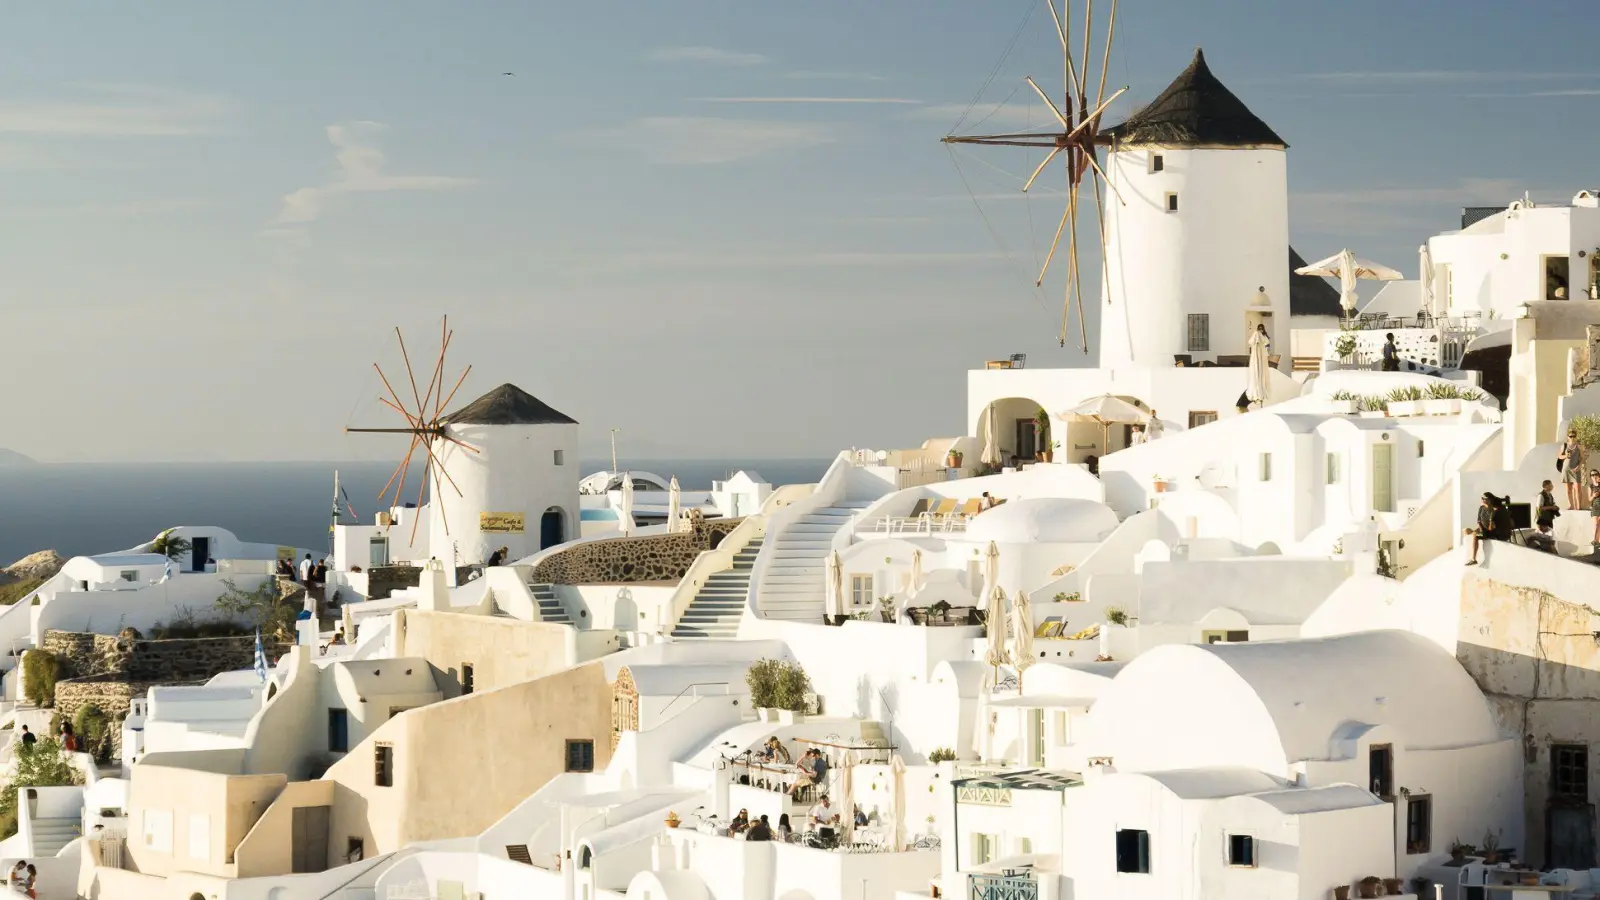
965, 497, 1118, 544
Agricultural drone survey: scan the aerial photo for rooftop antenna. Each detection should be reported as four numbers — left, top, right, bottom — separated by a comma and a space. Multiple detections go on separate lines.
344, 316, 479, 545
942, 0, 1127, 352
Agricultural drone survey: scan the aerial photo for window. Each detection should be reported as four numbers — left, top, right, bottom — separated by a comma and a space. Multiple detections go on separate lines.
1405, 796, 1432, 854
1258, 453, 1272, 482
566, 739, 596, 773
369, 536, 390, 568
1553, 744, 1589, 800
1228, 834, 1256, 867
346, 838, 365, 864
1416, 440, 1425, 458
1115, 828, 1151, 874
553, 449, 565, 466
1326, 452, 1341, 484
1202, 630, 1249, 644
1442, 264, 1453, 308
1018, 837, 1033, 855
327, 709, 349, 753
1369, 744, 1393, 797
375, 743, 393, 787
1150, 154, 1164, 173
971, 832, 996, 866
1186, 314, 1210, 352
462, 663, 475, 695
1188, 411, 1218, 429
849, 574, 874, 609
1165, 192, 1179, 212
120, 570, 139, 583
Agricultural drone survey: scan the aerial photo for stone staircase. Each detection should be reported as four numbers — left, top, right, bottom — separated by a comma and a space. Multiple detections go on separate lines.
670, 539, 763, 641
30, 816, 77, 857
759, 502, 874, 621
528, 584, 573, 626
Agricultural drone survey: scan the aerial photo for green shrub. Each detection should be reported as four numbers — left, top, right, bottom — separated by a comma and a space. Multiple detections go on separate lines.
0, 579, 41, 606
1387, 386, 1424, 403
746, 659, 780, 709
150, 529, 192, 561
22, 650, 59, 707
1106, 608, 1129, 626
771, 661, 811, 712
73, 704, 112, 761
928, 747, 956, 763
1329, 390, 1360, 402
1361, 394, 1388, 413
1571, 414, 1600, 454
0, 737, 80, 839
1425, 382, 1463, 400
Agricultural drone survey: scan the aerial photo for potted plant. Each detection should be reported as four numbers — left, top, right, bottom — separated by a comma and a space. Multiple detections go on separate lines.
1385, 386, 1425, 417
1105, 608, 1128, 626
1357, 875, 1383, 899
1053, 591, 1082, 602
746, 659, 781, 721
1334, 331, 1358, 367
772, 660, 812, 725
1383, 878, 1403, 895
1481, 828, 1501, 864
1152, 475, 1174, 493
1333, 886, 1350, 900
1035, 408, 1052, 462
946, 449, 964, 469
877, 596, 896, 623
1328, 390, 1361, 415
927, 747, 955, 763
1423, 382, 1464, 416
1359, 394, 1388, 419
665, 811, 681, 829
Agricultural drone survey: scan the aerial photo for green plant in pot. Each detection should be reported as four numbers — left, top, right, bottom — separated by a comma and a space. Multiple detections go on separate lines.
1035, 408, 1052, 461
1571, 414, 1600, 454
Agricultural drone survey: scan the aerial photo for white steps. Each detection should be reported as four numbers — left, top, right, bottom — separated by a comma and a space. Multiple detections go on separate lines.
528, 584, 573, 626
671, 540, 763, 640
30, 816, 77, 857
757, 501, 874, 622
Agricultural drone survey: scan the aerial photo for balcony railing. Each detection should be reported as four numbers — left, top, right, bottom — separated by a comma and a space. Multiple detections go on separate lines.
970, 872, 1039, 900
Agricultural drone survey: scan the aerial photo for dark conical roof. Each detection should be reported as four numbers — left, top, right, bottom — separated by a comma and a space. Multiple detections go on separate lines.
1289, 247, 1343, 318
443, 383, 577, 426
1101, 48, 1287, 149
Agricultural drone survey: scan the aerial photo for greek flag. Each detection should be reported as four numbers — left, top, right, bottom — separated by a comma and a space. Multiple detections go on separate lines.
254, 629, 267, 684
161, 559, 173, 583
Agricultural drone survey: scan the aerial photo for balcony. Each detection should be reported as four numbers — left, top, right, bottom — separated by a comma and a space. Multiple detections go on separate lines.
970, 871, 1038, 900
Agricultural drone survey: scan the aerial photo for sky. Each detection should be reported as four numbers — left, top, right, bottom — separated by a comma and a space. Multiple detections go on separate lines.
3, 0, 1599, 463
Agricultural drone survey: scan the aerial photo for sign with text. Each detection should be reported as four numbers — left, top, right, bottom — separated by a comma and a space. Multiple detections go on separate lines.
276, 546, 296, 560
479, 512, 526, 534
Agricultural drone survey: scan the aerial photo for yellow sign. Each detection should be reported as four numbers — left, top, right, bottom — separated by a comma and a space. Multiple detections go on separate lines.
276, 546, 296, 560
479, 512, 525, 534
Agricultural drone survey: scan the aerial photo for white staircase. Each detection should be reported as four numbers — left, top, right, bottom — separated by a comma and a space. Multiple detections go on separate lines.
759, 502, 873, 621
670, 539, 763, 640
528, 584, 573, 626
30, 816, 77, 856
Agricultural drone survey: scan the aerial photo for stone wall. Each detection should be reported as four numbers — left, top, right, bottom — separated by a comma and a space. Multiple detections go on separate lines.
43, 629, 290, 683
531, 511, 742, 584
368, 565, 422, 601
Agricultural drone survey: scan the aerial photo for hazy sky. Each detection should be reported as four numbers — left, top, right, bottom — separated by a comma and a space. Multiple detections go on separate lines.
3, 0, 1597, 462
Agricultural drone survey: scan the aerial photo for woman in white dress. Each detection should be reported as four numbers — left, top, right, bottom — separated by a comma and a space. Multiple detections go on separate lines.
1246, 324, 1271, 408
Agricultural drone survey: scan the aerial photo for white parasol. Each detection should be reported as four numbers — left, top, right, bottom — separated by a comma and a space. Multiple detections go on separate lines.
1295, 249, 1405, 315
983, 542, 1010, 671
1419, 244, 1437, 316
1060, 394, 1148, 457
908, 549, 923, 601
1010, 588, 1035, 690
981, 403, 1000, 467
890, 753, 908, 851
828, 550, 844, 617
1246, 327, 1272, 404
620, 474, 635, 537
666, 476, 682, 533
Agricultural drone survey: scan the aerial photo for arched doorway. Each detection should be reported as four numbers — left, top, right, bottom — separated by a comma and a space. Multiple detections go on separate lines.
540, 506, 565, 550
974, 397, 1053, 467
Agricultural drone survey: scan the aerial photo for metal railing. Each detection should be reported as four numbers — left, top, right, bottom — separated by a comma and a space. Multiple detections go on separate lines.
970, 872, 1039, 900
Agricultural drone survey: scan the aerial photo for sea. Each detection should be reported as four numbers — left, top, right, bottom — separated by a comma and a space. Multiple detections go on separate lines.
0, 458, 833, 565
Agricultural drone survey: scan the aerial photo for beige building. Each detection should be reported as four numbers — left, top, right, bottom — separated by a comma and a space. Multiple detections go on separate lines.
394, 606, 584, 697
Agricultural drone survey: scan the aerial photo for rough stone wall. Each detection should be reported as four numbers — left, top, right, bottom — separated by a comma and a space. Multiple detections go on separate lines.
44, 629, 290, 683
531, 512, 742, 584
368, 565, 422, 601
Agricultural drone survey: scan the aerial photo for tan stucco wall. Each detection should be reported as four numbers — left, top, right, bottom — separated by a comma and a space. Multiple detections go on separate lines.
323, 660, 612, 856
125, 762, 287, 878
233, 779, 335, 877
395, 607, 575, 696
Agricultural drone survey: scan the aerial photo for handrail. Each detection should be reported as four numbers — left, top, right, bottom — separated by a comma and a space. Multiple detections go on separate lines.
659, 516, 768, 634
314, 844, 427, 900
657, 681, 731, 719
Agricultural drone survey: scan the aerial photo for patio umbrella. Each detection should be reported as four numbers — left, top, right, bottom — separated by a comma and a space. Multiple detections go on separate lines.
828, 550, 844, 617
1419, 244, 1437, 316
666, 476, 682, 533
983, 542, 1010, 671
840, 751, 855, 842
620, 474, 635, 537
908, 549, 923, 601
981, 403, 1000, 467
890, 753, 907, 851
1246, 327, 1272, 404
1295, 249, 1405, 315
1060, 394, 1148, 458
1010, 589, 1035, 690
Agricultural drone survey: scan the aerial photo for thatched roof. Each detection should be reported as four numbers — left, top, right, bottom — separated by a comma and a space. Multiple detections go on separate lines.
444, 383, 577, 426
1101, 49, 1286, 149
1289, 247, 1343, 318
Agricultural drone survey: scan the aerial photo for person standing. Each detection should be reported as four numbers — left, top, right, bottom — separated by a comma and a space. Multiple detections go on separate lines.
1145, 410, 1164, 440
19, 725, 35, 747
1537, 480, 1561, 530
1560, 429, 1587, 510
1381, 333, 1400, 371
298, 553, 314, 584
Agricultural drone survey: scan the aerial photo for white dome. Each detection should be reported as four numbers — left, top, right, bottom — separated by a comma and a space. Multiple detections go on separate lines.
965, 497, 1118, 544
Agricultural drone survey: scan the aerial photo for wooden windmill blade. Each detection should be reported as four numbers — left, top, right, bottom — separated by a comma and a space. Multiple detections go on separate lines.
940, 0, 1127, 352
345, 315, 478, 549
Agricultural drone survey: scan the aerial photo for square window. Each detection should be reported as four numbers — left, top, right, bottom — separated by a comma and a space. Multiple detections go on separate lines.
1326, 452, 1341, 484
462, 663, 475, 695
849, 574, 874, 608
1553, 744, 1588, 799
1151, 154, 1165, 173
566, 739, 595, 773
327, 709, 349, 753
1165, 192, 1179, 213
120, 570, 139, 583
1228, 834, 1256, 867
553, 449, 565, 466
1115, 828, 1150, 874
346, 838, 365, 864
1416, 440, 1425, 458
375, 743, 394, 787
1188, 411, 1218, 429
1186, 314, 1210, 352
1405, 795, 1432, 854
1259, 453, 1272, 482
1369, 744, 1393, 797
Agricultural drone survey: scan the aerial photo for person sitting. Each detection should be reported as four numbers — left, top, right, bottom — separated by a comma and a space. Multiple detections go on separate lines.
1468, 493, 1512, 565
790, 748, 826, 800
486, 545, 509, 568
1526, 522, 1559, 554
854, 804, 869, 828
728, 809, 750, 835
746, 814, 774, 842
777, 813, 793, 843
810, 794, 840, 840
758, 737, 790, 765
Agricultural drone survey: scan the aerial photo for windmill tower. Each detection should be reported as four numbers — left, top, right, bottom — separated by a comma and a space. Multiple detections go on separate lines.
348, 318, 580, 570
1097, 49, 1290, 370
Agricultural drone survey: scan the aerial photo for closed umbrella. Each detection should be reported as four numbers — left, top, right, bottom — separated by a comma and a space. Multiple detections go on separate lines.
666, 476, 682, 533
840, 751, 855, 842
828, 550, 844, 617
908, 549, 923, 601
890, 753, 907, 851
981, 403, 1000, 467
1246, 327, 1272, 404
983, 542, 1009, 672
620, 474, 635, 537
1419, 244, 1437, 317
1295, 249, 1405, 316
1010, 589, 1035, 690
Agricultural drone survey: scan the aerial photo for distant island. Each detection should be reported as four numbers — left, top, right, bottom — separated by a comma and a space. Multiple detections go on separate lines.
0, 449, 35, 466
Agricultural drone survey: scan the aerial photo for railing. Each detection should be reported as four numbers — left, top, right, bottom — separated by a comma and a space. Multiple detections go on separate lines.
970, 872, 1039, 900
867, 514, 970, 535
1322, 320, 1481, 370
657, 681, 731, 719
659, 515, 767, 634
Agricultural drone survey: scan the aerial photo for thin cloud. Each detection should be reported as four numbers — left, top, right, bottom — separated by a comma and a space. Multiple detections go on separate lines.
273, 121, 476, 226
1299, 70, 1600, 83
572, 117, 832, 165
647, 46, 767, 66
608, 249, 1008, 271
1290, 178, 1557, 237
0, 84, 225, 137
696, 96, 919, 105
783, 70, 887, 82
